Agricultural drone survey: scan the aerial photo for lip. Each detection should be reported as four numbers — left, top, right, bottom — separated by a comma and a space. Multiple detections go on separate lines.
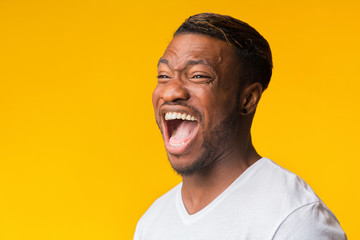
160, 106, 200, 155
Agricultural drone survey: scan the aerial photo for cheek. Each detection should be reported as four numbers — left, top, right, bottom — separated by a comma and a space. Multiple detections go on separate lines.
152, 85, 164, 124
192, 88, 221, 127
152, 86, 161, 110
201, 89, 236, 128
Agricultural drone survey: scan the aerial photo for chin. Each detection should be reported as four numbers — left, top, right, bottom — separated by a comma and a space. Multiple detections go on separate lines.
167, 148, 213, 176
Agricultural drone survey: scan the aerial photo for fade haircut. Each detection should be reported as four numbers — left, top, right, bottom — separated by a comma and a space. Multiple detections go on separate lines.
174, 13, 273, 90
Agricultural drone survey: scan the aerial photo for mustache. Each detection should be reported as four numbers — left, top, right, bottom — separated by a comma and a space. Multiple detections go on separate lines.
159, 101, 203, 122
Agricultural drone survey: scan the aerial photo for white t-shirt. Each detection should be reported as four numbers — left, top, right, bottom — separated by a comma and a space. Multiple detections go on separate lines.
134, 158, 346, 240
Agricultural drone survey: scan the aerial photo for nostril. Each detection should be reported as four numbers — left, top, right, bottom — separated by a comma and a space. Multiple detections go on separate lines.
161, 84, 190, 102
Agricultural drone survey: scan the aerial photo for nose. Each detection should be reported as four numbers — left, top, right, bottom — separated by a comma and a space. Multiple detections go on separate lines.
161, 76, 190, 102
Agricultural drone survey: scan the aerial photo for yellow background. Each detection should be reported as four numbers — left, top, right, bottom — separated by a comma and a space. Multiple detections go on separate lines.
0, 0, 359, 239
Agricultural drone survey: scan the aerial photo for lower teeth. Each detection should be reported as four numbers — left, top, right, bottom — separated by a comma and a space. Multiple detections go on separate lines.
169, 141, 185, 147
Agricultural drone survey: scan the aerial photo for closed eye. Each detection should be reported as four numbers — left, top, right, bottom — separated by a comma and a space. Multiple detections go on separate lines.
157, 75, 170, 79
190, 74, 214, 84
193, 75, 211, 79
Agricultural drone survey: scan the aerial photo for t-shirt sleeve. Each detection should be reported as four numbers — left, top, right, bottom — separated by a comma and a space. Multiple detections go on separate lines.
272, 202, 347, 240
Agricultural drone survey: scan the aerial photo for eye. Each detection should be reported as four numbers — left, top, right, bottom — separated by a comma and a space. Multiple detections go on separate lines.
193, 75, 210, 79
157, 74, 170, 79
157, 73, 171, 84
189, 74, 214, 84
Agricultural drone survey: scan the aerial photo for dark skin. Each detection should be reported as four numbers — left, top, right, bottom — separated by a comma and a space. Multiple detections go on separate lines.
152, 34, 263, 214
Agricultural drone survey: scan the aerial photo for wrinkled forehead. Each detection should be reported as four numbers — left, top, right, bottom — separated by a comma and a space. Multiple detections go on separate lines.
160, 34, 237, 70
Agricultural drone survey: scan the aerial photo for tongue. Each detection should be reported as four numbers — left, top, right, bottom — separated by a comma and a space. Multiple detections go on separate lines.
169, 121, 198, 145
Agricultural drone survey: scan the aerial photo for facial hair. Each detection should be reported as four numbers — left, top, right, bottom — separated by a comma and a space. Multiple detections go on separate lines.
169, 98, 240, 176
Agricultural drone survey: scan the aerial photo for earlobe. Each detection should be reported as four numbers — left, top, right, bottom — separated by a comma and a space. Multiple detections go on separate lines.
241, 108, 248, 114
239, 82, 263, 115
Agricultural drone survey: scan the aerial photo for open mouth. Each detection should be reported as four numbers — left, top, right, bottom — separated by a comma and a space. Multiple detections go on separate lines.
164, 112, 199, 151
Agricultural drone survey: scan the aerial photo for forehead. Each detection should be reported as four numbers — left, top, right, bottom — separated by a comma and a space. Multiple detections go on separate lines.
160, 34, 236, 69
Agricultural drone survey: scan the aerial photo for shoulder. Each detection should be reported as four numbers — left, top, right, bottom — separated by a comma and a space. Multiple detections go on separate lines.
253, 158, 320, 206
137, 183, 180, 223
256, 158, 346, 239
234, 158, 331, 228
272, 202, 347, 240
134, 184, 180, 239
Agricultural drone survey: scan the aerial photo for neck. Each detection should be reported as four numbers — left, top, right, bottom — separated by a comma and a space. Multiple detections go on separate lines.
181, 136, 261, 215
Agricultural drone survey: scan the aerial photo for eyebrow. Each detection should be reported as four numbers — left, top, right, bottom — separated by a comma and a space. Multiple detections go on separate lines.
157, 58, 213, 69
158, 58, 169, 66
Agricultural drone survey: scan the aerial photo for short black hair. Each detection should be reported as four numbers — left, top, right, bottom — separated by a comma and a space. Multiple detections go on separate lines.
175, 13, 273, 90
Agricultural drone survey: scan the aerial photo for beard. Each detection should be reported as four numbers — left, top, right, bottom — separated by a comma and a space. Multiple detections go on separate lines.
169, 99, 240, 176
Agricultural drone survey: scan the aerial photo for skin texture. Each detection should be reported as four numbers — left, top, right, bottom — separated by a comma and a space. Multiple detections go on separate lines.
152, 34, 263, 214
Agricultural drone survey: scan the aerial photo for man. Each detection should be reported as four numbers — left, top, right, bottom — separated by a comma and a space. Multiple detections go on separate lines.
134, 13, 346, 239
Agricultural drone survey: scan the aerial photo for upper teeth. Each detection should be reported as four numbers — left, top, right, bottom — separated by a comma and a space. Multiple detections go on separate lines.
165, 112, 197, 121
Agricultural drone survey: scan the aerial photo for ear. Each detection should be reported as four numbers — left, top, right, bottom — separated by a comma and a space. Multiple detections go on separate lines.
239, 82, 263, 115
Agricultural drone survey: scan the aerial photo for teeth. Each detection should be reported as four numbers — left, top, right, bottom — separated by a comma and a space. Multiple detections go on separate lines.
164, 112, 197, 121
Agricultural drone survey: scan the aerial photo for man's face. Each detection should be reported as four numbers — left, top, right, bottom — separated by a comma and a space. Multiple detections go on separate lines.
152, 34, 243, 175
